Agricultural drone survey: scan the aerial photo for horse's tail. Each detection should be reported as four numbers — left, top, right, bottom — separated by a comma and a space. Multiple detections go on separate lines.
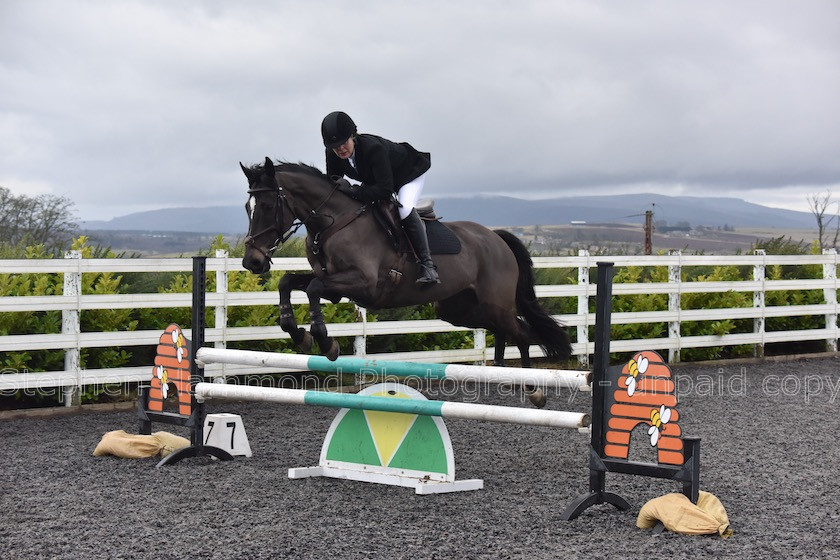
494, 229, 572, 361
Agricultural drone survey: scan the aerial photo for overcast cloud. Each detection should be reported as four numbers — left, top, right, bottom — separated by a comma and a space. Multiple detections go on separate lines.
1, 0, 839, 221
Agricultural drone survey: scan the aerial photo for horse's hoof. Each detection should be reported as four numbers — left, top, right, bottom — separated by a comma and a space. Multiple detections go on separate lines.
325, 339, 340, 361
525, 387, 547, 408
296, 330, 314, 353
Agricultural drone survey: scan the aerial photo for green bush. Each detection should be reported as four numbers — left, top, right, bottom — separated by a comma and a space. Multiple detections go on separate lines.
1, 237, 138, 403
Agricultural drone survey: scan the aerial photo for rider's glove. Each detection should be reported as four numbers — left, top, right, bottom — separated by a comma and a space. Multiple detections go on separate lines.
331, 176, 361, 199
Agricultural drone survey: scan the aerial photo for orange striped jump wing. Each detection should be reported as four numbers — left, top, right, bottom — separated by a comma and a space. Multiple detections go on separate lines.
148, 324, 192, 416
604, 351, 685, 466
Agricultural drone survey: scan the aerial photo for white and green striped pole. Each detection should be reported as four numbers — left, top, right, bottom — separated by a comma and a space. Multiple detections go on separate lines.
195, 348, 590, 390
194, 382, 590, 429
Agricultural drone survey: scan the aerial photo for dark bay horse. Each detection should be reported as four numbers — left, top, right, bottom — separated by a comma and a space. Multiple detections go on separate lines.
240, 157, 571, 406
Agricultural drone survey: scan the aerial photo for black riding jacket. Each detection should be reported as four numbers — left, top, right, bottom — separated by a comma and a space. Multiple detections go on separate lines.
325, 134, 431, 203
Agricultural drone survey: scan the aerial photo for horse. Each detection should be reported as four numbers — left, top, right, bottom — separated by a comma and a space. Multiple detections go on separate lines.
240, 157, 571, 407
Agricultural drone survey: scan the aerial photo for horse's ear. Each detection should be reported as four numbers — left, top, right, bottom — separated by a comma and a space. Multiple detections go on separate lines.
263, 157, 275, 175
240, 162, 252, 180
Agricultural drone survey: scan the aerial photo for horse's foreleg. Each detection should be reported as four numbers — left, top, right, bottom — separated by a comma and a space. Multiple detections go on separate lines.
279, 273, 314, 352
305, 277, 340, 361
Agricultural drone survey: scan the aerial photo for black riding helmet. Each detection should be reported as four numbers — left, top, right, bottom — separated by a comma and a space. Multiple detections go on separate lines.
321, 111, 357, 148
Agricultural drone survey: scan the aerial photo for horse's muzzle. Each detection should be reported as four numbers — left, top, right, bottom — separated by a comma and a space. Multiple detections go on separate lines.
242, 253, 271, 274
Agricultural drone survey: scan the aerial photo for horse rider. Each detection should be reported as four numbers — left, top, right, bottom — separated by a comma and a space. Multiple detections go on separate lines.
321, 111, 440, 285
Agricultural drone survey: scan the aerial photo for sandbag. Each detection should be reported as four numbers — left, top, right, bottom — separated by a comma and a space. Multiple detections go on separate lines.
92, 430, 189, 459
636, 491, 733, 537
153, 431, 192, 457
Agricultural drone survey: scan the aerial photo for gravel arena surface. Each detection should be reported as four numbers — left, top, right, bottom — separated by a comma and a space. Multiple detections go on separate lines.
2, 356, 840, 559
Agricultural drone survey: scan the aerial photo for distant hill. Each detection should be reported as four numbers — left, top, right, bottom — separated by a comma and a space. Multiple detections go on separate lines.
80, 193, 815, 233
81, 206, 249, 234
433, 193, 814, 229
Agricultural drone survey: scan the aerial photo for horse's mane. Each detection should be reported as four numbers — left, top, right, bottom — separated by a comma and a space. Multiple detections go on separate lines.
250, 160, 329, 181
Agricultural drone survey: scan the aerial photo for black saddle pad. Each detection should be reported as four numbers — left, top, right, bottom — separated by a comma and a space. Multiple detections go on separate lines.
426, 220, 461, 255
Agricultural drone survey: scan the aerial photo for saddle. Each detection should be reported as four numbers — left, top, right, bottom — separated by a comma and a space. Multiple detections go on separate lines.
373, 198, 462, 255
308, 197, 461, 278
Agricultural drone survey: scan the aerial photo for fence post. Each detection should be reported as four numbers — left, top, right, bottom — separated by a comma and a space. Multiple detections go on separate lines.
753, 250, 766, 358
577, 250, 590, 367
823, 248, 838, 352
668, 250, 682, 363
214, 250, 229, 380
353, 305, 367, 387
62, 250, 82, 407
353, 306, 367, 358
473, 328, 486, 365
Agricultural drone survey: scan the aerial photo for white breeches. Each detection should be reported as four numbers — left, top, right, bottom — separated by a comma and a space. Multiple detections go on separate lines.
397, 173, 426, 220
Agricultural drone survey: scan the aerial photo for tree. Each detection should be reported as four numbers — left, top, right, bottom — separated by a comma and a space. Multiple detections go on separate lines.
0, 186, 78, 253
806, 190, 839, 252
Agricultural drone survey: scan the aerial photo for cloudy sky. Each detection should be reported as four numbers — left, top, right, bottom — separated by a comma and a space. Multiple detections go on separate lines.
2, 0, 839, 222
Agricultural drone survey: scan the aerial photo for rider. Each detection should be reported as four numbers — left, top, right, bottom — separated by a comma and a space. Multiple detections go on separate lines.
321, 111, 440, 284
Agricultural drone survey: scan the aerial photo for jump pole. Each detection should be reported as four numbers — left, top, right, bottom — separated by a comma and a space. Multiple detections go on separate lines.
195, 348, 590, 391
193, 382, 590, 430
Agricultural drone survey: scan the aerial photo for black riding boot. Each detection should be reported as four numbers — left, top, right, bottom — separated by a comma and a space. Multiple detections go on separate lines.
401, 209, 441, 284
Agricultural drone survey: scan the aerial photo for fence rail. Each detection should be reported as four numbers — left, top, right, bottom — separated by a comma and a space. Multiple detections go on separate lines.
2, 249, 838, 405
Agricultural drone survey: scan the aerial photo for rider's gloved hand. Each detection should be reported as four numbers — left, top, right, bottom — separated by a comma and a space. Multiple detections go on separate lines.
330, 176, 361, 199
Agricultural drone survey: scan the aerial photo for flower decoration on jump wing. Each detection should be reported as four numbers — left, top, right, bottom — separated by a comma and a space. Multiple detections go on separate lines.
648, 404, 672, 446
155, 365, 169, 399
625, 353, 649, 397
171, 327, 187, 363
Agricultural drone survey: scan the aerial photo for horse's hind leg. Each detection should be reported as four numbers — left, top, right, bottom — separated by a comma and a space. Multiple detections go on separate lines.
493, 335, 506, 366
491, 333, 543, 407
279, 273, 315, 352
516, 339, 546, 408
441, 294, 547, 409
490, 312, 546, 408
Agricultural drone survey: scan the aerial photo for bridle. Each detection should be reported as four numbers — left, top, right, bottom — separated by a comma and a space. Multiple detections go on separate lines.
243, 175, 341, 263
243, 184, 289, 263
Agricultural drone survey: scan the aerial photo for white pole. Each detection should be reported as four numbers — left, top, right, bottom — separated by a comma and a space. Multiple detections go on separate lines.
194, 382, 590, 430
195, 347, 590, 390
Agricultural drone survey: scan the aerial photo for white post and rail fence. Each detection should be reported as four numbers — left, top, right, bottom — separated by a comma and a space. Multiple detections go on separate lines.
1, 250, 838, 406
